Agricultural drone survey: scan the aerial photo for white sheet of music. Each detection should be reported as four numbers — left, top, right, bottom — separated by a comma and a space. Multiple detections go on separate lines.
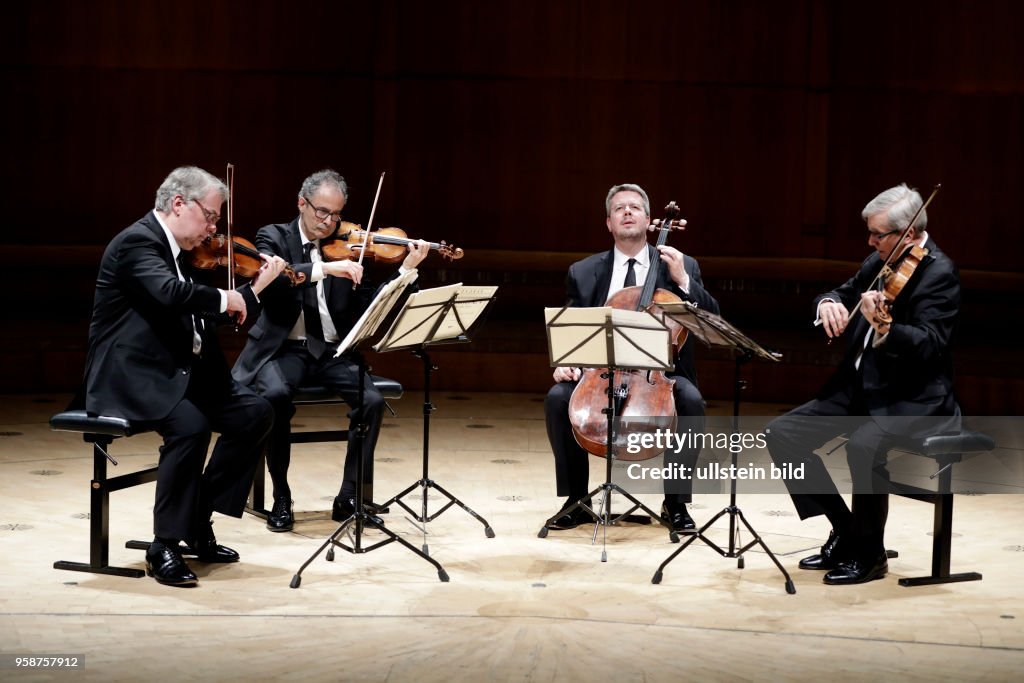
372, 282, 462, 351
335, 268, 419, 357
432, 285, 498, 341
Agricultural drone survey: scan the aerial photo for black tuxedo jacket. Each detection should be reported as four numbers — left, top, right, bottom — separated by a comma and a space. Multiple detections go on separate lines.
231, 218, 402, 386
815, 237, 960, 419
83, 212, 258, 422
564, 244, 719, 383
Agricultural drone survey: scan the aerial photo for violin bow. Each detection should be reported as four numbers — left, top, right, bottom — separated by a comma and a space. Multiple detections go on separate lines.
225, 162, 236, 292
356, 172, 386, 267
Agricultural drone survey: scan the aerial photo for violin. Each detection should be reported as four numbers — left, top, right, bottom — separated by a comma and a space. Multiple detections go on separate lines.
189, 164, 305, 287
191, 233, 306, 286
568, 202, 689, 461
874, 243, 928, 325
322, 221, 465, 263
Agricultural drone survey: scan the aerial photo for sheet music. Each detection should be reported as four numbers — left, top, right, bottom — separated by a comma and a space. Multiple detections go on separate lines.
657, 301, 780, 362
335, 269, 419, 356
372, 282, 459, 351
544, 307, 672, 370
610, 309, 673, 370
433, 285, 498, 341
545, 307, 612, 366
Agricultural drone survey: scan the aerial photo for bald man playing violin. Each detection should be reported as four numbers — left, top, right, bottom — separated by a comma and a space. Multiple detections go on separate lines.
764, 183, 961, 585
81, 166, 288, 586
232, 169, 428, 533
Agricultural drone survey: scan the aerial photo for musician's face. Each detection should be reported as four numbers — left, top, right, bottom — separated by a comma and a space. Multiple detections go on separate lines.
606, 191, 649, 243
171, 189, 222, 251
299, 185, 346, 241
866, 212, 908, 260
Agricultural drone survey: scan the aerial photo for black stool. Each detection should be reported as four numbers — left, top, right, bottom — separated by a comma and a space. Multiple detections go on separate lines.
890, 430, 994, 586
49, 410, 156, 578
245, 375, 404, 518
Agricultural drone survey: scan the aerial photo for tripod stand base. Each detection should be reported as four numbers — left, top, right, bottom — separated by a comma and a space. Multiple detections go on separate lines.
651, 504, 796, 594
537, 483, 681, 545
290, 510, 450, 588
382, 478, 495, 555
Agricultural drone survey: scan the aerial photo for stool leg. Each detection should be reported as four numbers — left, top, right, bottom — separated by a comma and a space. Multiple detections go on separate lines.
898, 458, 981, 587
246, 449, 270, 519
53, 437, 145, 578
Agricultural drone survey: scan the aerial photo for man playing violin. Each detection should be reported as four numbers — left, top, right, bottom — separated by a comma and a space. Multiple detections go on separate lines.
764, 183, 961, 585
544, 183, 720, 532
81, 166, 289, 586
232, 169, 428, 532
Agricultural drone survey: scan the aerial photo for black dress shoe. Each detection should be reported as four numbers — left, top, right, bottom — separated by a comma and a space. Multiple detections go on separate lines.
186, 520, 240, 563
545, 505, 592, 530
823, 554, 888, 585
266, 496, 294, 532
661, 502, 696, 532
798, 529, 843, 570
146, 541, 198, 587
332, 497, 384, 526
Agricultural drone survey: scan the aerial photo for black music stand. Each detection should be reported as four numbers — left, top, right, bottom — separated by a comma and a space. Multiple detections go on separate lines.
651, 301, 795, 593
538, 306, 681, 561
372, 283, 498, 554
290, 270, 449, 587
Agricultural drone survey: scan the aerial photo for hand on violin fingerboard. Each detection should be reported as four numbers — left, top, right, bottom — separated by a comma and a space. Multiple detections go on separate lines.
859, 291, 891, 335
323, 260, 363, 285
250, 254, 289, 296
402, 239, 430, 271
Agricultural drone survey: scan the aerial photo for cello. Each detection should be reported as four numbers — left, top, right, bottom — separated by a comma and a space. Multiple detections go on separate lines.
568, 202, 689, 461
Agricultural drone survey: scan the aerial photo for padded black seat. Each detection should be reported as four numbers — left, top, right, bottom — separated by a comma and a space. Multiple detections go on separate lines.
50, 410, 138, 440
292, 376, 404, 404
49, 410, 158, 578
891, 429, 995, 586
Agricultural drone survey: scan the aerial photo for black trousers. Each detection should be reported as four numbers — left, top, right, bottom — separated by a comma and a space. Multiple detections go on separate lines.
148, 364, 272, 541
544, 374, 705, 504
249, 343, 384, 501
763, 385, 892, 559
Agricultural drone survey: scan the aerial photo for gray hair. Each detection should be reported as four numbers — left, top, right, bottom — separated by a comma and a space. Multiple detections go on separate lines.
299, 169, 348, 202
154, 166, 228, 212
861, 183, 928, 233
605, 183, 651, 217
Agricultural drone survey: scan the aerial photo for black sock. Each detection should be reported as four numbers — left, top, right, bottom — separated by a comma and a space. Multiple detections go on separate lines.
154, 536, 179, 548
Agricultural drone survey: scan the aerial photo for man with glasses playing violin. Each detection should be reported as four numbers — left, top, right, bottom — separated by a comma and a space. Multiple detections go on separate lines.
232, 169, 428, 532
764, 183, 961, 585
81, 166, 288, 586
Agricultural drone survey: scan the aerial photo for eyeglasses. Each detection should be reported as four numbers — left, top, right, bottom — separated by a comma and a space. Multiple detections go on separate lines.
192, 199, 221, 226
302, 196, 343, 223
867, 228, 901, 241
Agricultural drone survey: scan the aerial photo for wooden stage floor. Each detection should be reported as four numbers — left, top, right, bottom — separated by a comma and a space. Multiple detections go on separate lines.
1, 392, 1021, 682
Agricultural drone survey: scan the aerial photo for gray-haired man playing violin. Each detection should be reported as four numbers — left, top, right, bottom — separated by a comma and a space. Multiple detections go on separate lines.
232, 169, 428, 532
764, 183, 961, 585
82, 166, 288, 586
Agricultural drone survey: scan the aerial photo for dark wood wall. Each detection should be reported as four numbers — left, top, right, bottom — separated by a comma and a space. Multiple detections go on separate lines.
3, 1, 1022, 409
